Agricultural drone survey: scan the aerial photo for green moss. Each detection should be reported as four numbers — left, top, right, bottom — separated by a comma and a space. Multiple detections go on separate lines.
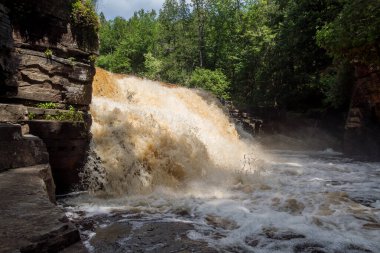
89, 54, 97, 65
45, 106, 84, 122
29, 105, 84, 122
37, 102, 58, 109
68, 57, 76, 66
44, 48, 53, 59
28, 112, 37, 120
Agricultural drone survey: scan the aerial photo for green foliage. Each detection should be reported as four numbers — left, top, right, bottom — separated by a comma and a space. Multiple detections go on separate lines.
68, 57, 76, 66
89, 54, 97, 65
30, 105, 84, 122
144, 52, 163, 80
28, 112, 37, 120
71, 0, 99, 50
45, 106, 84, 122
317, 0, 380, 65
44, 48, 53, 59
189, 68, 230, 99
97, 10, 159, 74
321, 62, 355, 109
97, 0, 378, 112
37, 102, 58, 109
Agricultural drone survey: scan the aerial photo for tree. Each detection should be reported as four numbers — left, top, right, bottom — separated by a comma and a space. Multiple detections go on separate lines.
189, 68, 231, 99
317, 0, 380, 66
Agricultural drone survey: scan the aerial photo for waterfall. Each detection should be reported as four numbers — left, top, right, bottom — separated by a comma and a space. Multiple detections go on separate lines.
84, 68, 263, 196
66, 69, 379, 253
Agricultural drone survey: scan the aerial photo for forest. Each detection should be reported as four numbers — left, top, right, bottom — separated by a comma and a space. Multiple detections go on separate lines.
96, 0, 379, 112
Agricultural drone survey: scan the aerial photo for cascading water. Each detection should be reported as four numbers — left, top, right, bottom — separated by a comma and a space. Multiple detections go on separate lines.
84, 68, 264, 196
63, 68, 380, 253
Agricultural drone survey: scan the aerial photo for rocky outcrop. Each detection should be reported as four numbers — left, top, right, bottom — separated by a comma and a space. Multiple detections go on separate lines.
344, 65, 380, 159
0, 122, 87, 252
0, 0, 98, 193
224, 101, 263, 136
0, 0, 98, 251
28, 121, 91, 193
0, 124, 48, 172
0, 165, 86, 253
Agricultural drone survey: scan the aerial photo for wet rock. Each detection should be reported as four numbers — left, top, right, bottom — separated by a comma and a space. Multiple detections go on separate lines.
244, 236, 260, 247
349, 197, 377, 208
282, 198, 305, 215
0, 166, 82, 253
343, 244, 373, 253
362, 223, 380, 230
90, 222, 217, 253
224, 245, 252, 253
294, 242, 326, 253
262, 227, 306, 240
205, 215, 239, 230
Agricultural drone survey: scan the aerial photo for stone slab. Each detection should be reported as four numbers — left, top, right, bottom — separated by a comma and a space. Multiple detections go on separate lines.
0, 123, 21, 140
0, 132, 49, 172
0, 165, 85, 253
0, 103, 27, 122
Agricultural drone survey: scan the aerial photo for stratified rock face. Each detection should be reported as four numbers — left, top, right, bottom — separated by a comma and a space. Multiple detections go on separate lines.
0, 0, 96, 104
0, 0, 98, 193
28, 121, 91, 193
344, 65, 380, 159
0, 124, 49, 172
10, 48, 94, 105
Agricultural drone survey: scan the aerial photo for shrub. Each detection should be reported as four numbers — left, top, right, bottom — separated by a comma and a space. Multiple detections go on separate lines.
28, 112, 37, 120
45, 106, 84, 122
44, 48, 53, 59
189, 68, 231, 100
30, 105, 84, 122
71, 0, 99, 50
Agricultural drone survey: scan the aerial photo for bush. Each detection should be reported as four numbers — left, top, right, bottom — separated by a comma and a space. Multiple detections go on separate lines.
44, 49, 53, 59
189, 68, 231, 100
71, 0, 99, 50
29, 105, 84, 122
45, 106, 84, 122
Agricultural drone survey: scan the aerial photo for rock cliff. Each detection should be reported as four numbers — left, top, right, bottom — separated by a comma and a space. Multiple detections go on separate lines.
1, 0, 97, 193
0, 0, 98, 251
344, 65, 380, 159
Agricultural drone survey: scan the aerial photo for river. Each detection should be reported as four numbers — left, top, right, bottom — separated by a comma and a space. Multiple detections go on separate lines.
60, 69, 380, 253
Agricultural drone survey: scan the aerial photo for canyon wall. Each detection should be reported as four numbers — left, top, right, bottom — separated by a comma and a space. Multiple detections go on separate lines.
0, 0, 98, 251
0, 0, 97, 193
344, 65, 380, 159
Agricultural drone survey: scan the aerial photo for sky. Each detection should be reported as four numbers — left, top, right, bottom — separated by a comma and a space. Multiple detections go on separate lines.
97, 0, 166, 20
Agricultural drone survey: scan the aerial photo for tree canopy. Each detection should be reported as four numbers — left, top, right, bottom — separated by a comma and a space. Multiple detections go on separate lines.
97, 0, 379, 112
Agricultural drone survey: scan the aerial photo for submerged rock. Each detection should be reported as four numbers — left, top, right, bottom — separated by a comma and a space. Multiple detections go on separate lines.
89, 221, 217, 253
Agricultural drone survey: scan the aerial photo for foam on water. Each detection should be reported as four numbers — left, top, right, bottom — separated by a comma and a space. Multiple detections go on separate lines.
65, 68, 380, 252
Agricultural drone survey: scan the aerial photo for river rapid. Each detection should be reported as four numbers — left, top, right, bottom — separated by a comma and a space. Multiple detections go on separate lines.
61, 69, 380, 253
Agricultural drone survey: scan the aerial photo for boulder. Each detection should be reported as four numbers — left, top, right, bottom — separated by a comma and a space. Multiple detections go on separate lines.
0, 165, 84, 253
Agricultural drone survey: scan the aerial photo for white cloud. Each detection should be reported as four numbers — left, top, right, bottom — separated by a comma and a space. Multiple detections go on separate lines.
98, 0, 165, 20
